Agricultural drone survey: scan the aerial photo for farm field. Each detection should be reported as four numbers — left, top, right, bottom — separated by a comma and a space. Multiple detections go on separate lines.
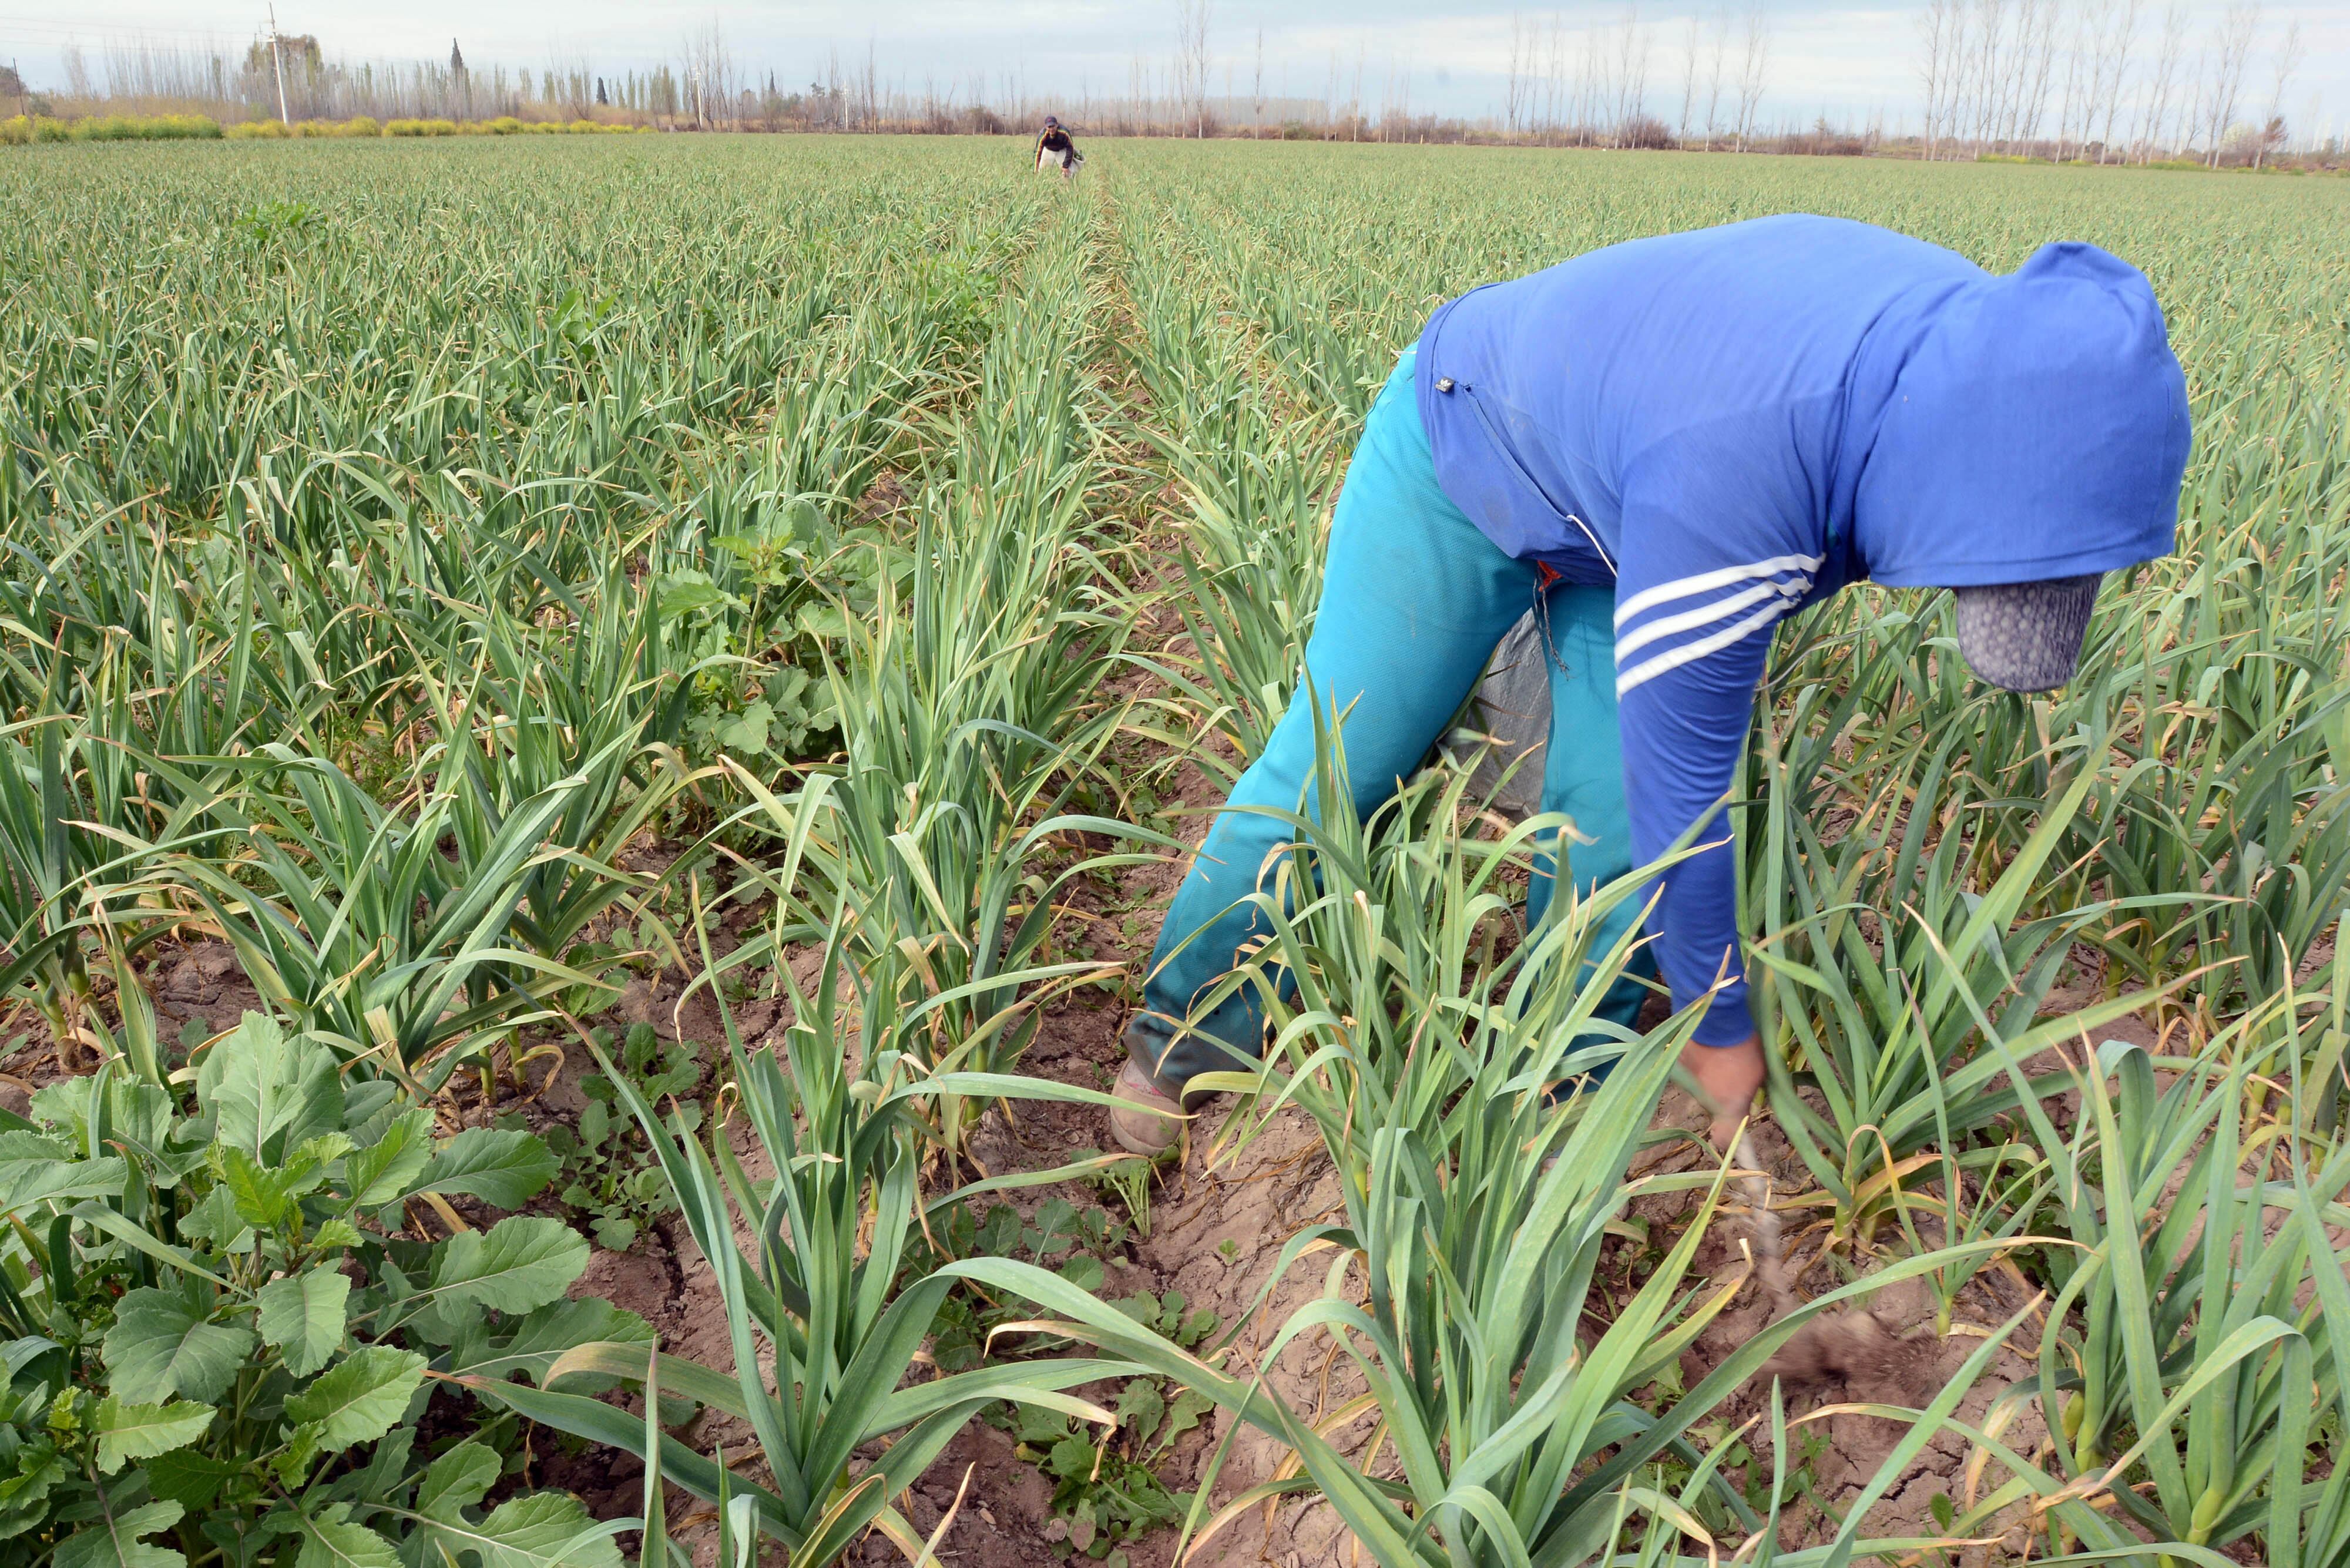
4, 130, 2350, 1567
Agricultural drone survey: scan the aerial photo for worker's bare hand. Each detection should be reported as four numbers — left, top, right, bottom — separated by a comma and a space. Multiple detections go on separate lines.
1680, 1033, 1767, 1153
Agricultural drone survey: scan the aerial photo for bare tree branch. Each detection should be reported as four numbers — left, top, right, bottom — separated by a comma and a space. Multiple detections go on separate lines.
2198, 0, 2257, 166
2252, 16, 2299, 167
1733, 0, 1769, 149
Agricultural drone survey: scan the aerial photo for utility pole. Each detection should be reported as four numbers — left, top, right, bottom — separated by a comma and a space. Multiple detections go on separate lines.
266, 4, 291, 125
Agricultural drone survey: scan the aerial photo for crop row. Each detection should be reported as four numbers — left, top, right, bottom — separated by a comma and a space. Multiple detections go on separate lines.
2, 136, 2348, 1566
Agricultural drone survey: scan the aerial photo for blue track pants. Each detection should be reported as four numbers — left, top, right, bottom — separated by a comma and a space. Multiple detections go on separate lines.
1127, 345, 1656, 1095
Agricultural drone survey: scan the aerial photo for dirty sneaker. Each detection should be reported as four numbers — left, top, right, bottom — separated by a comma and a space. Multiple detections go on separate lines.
1108, 1057, 1184, 1158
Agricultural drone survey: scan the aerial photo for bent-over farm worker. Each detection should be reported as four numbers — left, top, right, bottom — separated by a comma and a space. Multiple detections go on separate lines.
1109, 213, 2193, 1158
1035, 115, 1079, 178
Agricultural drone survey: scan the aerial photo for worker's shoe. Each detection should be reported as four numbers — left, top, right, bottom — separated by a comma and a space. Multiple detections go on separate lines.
1109, 1058, 1184, 1159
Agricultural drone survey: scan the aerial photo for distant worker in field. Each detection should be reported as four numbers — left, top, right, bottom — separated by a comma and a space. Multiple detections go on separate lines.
1110, 214, 2191, 1159
1035, 115, 1080, 179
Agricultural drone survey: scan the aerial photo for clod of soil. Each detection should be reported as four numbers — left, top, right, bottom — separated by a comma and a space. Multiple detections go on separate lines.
1758, 1308, 1957, 1406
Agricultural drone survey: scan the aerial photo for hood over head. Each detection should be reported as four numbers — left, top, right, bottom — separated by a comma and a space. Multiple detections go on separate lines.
1852, 240, 2190, 590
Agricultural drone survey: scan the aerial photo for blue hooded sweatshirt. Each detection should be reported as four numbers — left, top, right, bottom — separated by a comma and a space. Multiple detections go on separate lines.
1415, 213, 2191, 1044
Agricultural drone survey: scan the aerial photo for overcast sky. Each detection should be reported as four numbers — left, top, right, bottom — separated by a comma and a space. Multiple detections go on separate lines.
7, 1, 2344, 139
